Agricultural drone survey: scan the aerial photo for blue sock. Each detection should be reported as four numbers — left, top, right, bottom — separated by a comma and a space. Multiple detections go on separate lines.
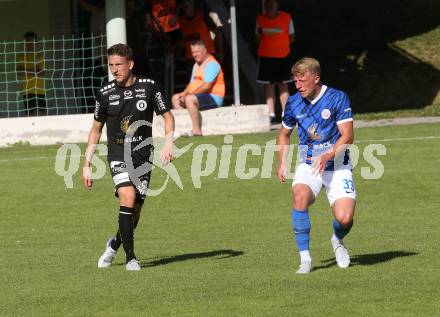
333, 219, 353, 240
292, 209, 311, 252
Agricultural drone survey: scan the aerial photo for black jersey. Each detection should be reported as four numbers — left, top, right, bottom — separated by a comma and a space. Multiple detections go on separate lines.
93, 76, 170, 163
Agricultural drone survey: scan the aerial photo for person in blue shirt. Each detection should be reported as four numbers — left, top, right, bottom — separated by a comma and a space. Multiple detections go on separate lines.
172, 40, 225, 136
276, 57, 356, 274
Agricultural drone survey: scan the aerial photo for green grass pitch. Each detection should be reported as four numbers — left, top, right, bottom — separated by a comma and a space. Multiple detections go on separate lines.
1, 123, 439, 316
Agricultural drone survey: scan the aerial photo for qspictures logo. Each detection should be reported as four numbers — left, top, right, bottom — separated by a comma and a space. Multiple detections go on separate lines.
55, 120, 386, 195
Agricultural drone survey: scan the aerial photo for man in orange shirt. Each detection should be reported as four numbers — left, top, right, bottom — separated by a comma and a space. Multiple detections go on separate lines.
256, 0, 295, 123
172, 40, 225, 136
178, 0, 223, 63
145, 0, 181, 45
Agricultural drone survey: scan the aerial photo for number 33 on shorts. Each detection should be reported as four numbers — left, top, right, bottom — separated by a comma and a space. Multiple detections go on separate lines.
342, 178, 355, 193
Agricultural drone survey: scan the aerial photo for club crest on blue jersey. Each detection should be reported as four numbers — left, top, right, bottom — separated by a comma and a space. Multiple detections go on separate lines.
321, 108, 331, 119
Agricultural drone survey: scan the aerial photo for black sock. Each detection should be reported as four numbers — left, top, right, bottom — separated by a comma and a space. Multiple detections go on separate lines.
111, 218, 139, 251
118, 206, 136, 263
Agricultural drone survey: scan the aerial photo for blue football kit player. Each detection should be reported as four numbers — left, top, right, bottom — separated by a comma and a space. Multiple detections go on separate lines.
276, 57, 356, 274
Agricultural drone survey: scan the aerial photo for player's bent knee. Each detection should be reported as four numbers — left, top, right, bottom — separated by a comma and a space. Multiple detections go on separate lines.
336, 215, 353, 228
293, 186, 314, 210
117, 186, 136, 207
184, 94, 196, 105
293, 194, 311, 210
333, 205, 354, 227
171, 95, 180, 108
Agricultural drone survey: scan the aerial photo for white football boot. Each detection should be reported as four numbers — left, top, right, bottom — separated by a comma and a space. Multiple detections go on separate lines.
296, 261, 312, 274
126, 259, 141, 271
97, 238, 117, 268
331, 236, 350, 268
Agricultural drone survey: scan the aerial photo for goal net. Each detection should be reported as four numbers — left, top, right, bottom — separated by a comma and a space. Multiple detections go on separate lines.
0, 34, 107, 118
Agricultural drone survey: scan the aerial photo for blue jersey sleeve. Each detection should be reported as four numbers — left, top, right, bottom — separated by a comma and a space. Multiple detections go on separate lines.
204, 61, 220, 82
335, 92, 353, 124
282, 97, 297, 129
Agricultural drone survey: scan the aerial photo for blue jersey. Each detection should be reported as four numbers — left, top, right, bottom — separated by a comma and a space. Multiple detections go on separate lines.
282, 85, 353, 170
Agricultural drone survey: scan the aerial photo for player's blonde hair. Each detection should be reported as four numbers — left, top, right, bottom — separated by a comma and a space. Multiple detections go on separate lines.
292, 57, 321, 76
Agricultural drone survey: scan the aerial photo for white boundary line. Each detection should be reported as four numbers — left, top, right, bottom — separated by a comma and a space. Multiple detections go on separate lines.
1, 135, 439, 163
355, 135, 440, 143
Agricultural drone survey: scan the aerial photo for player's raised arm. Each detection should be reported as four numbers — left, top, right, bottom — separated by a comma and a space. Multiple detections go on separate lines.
82, 120, 104, 189
276, 125, 293, 182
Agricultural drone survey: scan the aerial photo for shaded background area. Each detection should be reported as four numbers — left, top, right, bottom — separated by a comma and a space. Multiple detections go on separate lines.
234, 0, 440, 114
0, 0, 438, 116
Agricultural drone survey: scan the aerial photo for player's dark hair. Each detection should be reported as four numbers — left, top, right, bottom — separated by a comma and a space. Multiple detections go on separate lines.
24, 31, 37, 40
190, 39, 206, 48
107, 43, 134, 61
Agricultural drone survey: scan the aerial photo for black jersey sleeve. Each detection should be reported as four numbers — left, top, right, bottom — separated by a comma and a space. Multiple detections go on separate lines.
93, 90, 108, 123
150, 82, 171, 115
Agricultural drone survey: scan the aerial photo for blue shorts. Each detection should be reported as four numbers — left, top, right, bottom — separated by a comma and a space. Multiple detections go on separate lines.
195, 94, 223, 110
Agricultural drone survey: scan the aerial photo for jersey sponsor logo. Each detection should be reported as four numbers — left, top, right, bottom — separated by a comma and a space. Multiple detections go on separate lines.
120, 115, 134, 133
115, 135, 143, 144
110, 161, 126, 173
344, 107, 352, 113
124, 90, 133, 99
109, 94, 120, 101
109, 101, 119, 106
118, 115, 143, 144
296, 114, 307, 119
321, 109, 331, 120
94, 101, 100, 118
307, 123, 321, 141
136, 100, 147, 111
135, 88, 145, 93
136, 93, 146, 98
155, 91, 166, 111
313, 141, 331, 149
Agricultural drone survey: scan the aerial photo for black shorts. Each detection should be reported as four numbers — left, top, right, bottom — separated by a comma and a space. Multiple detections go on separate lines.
109, 160, 153, 204
257, 56, 293, 84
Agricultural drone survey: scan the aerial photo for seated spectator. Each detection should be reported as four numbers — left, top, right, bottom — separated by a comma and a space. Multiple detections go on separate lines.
172, 40, 225, 136
16, 31, 46, 116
